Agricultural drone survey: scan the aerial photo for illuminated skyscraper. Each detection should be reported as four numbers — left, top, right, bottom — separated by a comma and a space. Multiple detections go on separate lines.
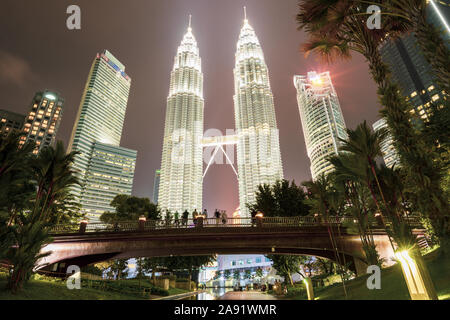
233, 11, 284, 217
158, 18, 204, 215
373, 118, 399, 169
379, 1, 449, 123
0, 109, 25, 137
21, 90, 63, 153
152, 169, 160, 204
68, 50, 137, 222
294, 71, 347, 180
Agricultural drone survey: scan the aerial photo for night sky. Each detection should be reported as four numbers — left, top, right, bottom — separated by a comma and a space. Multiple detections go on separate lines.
1, 0, 380, 215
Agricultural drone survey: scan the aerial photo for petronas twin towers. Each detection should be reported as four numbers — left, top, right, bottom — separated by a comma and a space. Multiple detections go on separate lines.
158, 13, 283, 217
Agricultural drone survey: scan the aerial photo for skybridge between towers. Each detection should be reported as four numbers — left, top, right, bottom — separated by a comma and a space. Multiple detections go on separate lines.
201, 134, 239, 179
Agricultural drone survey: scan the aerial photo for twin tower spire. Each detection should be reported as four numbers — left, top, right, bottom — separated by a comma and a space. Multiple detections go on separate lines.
158, 9, 283, 218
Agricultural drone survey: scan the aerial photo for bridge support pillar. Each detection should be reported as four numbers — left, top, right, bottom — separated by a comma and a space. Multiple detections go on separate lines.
197, 216, 204, 228
353, 257, 369, 277
256, 216, 263, 228
138, 216, 146, 231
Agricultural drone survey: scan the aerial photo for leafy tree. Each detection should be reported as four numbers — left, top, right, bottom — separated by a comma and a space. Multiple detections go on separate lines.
248, 179, 310, 217
266, 255, 302, 285
140, 257, 166, 285
109, 259, 129, 280
233, 270, 241, 281
244, 269, 252, 281
100, 195, 160, 222
81, 264, 103, 277
163, 255, 216, 286
223, 269, 231, 280
255, 267, 263, 279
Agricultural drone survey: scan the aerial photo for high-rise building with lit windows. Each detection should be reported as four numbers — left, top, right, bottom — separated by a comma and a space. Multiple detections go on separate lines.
372, 118, 400, 169
20, 90, 63, 153
233, 13, 284, 218
0, 109, 25, 137
294, 71, 347, 180
68, 50, 137, 222
158, 19, 204, 215
379, 1, 449, 123
152, 169, 160, 204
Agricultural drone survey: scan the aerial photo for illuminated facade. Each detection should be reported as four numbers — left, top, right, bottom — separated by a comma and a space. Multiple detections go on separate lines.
372, 119, 400, 169
152, 169, 160, 204
21, 90, 63, 153
294, 71, 347, 180
68, 50, 137, 222
0, 109, 25, 137
233, 15, 284, 217
158, 20, 204, 215
379, 1, 449, 123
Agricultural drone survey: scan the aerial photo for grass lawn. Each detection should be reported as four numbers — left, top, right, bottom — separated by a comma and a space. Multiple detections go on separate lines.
0, 274, 190, 300
287, 249, 450, 300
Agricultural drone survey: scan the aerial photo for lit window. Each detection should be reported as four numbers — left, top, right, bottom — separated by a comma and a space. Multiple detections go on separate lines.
410, 91, 417, 98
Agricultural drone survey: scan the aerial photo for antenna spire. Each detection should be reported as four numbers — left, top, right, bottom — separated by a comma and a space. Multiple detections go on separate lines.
188, 14, 192, 30
244, 6, 247, 20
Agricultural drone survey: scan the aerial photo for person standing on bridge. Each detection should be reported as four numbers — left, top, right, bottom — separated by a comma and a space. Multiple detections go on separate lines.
202, 209, 208, 225
182, 210, 189, 226
221, 210, 227, 225
214, 209, 220, 225
174, 211, 180, 227
250, 209, 257, 227
193, 209, 199, 226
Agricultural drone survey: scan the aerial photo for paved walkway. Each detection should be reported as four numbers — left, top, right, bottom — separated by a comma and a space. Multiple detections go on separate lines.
218, 291, 277, 300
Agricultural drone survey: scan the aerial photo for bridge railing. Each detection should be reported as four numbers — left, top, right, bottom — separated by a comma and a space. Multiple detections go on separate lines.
48, 215, 424, 235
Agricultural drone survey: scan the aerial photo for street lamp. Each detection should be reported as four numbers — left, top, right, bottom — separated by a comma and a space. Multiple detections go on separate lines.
395, 249, 437, 300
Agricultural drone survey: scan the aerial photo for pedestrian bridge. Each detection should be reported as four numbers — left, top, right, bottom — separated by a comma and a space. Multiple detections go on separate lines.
40, 216, 428, 276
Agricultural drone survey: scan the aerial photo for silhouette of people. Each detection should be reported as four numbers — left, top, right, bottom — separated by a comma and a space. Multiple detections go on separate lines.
165, 210, 172, 227
182, 210, 189, 226
193, 209, 198, 226
214, 209, 220, 225
250, 209, 257, 227
174, 211, 179, 227
221, 210, 227, 225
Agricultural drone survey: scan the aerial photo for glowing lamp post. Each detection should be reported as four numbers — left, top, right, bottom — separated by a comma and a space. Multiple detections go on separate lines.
395, 249, 438, 300
304, 277, 314, 300
138, 215, 146, 231
79, 219, 88, 233
256, 211, 264, 228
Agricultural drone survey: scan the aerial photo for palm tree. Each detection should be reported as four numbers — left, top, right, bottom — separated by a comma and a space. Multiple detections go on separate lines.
5, 221, 52, 293
302, 175, 348, 296
339, 121, 389, 212
0, 132, 36, 226
328, 154, 383, 265
5, 141, 80, 292
297, 0, 449, 250
30, 141, 80, 224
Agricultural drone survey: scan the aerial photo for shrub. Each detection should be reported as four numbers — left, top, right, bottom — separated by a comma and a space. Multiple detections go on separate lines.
151, 286, 169, 296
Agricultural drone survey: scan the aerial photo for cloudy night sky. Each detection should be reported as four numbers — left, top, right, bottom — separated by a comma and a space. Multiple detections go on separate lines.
0, 0, 381, 215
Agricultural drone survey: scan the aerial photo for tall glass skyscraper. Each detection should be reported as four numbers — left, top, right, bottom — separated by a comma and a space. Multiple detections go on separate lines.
233, 15, 284, 217
68, 50, 137, 222
152, 169, 160, 204
158, 20, 204, 215
379, 1, 449, 123
294, 71, 347, 180
372, 118, 400, 169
